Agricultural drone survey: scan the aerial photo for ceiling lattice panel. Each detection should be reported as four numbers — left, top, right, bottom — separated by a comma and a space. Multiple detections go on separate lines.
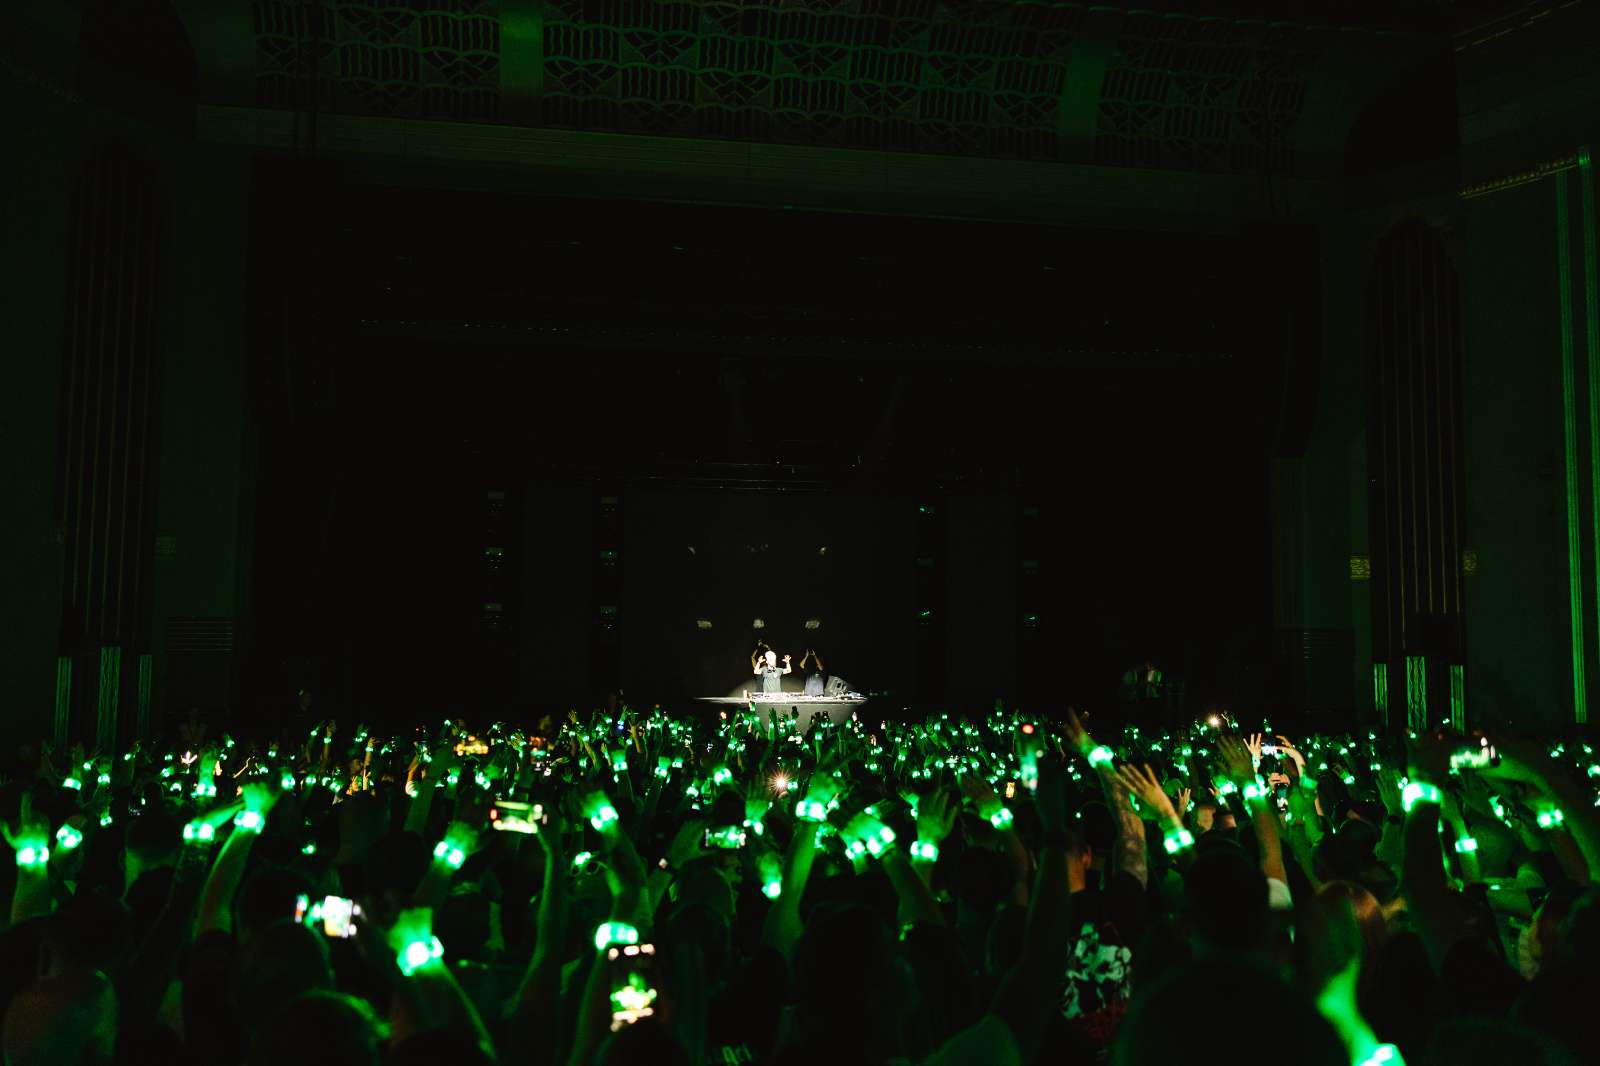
245, 1, 1328, 172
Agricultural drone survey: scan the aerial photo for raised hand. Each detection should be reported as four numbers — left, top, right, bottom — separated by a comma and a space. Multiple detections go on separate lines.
916, 788, 958, 845
1063, 707, 1095, 757
1215, 734, 1255, 786
1114, 763, 1179, 823
1, 794, 50, 861
958, 773, 1003, 820
1244, 733, 1264, 763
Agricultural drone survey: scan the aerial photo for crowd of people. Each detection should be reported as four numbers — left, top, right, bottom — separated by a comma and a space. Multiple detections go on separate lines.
1, 701, 1596, 1066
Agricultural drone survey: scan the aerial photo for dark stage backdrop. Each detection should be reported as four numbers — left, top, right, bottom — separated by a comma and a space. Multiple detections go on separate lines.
619, 489, 918, 702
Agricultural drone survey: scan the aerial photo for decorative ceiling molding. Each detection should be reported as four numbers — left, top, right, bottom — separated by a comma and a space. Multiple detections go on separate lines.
215, 0, 1409, 176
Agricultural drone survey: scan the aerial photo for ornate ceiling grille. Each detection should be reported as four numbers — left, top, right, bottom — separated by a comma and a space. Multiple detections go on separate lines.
244, 1, 1324, 173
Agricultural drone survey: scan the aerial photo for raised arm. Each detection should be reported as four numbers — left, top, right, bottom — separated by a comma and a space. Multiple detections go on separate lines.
197, 785, 276, 935
1065, 708, 1147, 889
1218, 734, 1288, 887
506, 812, 569, 1066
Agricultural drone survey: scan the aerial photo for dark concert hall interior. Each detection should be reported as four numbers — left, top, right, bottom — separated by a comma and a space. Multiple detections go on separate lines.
3, 3, 1600, 1065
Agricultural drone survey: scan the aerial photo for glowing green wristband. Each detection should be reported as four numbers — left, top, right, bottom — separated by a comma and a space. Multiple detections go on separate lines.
1454, 836, 1478, 854
1087, 745, 1114, 768
62, 777, 82, 791
572, 850, 594, 870
910, 840, 940, 863
55, 825, 83, 851
281, 772, 296, 790
989, 808, 1014, 830
1216, 780, 1238, 797
844, 839, 868, 863
234, 810, 265, 833
610, 750, 628, 772
1400, 782, 1442, 813
795, 799, 828, 822
1242, 779, 1269, 802
595, 921, 640, 952
301, 842, 317, 856
864, 825, 897, 858
1356, 1043, 1403, 1066
396, 935, 444, 977
1537, 809, 1565, 829
589, 804, 620, 832
16, 846, 49, 868
183, 821, 216, 844
96, 772, 111, 787
711, 766, 733, 787
762, 879, 782, 900
1299, 775, 1318, 792
1163, 827, 1196, 854
433, 840, 466, 869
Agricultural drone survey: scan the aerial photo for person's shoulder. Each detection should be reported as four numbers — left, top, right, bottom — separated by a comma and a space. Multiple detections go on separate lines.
921, 1014, 1020, 1066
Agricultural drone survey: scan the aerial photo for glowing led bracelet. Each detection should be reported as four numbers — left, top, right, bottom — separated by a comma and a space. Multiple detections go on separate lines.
989, 808, 1014, 830
55, 824, 83, 851
301, 842, 317, 856
1163, 827, 1196, 854
1087, 745, 1115, 768
910, 840, 940, 863
16, 846, 49, 867
397, 935, 444, 977
1299, 775, 1318, 792
433, 841, 466, 869
193, 781, 217, 800
654, 757, 671, 780
795, 799, 828, 822
183, 822, 215, 844
1454, 836, 1478, 854
711, 766, 733, 787
864, 825, 897, 858
99, 812, 112, 828
1537, 809, 1565, 829
595, 921, 640, 952
62, 777, 82, 791
96, 772, 110, 787
1242, 779, 1269, 802
610, 751, 628, 772
234, 810, 265, 833
844, 839, 868, 863
1400, 782, 1442, 813
572, 850, 594, 870
1356, 1043, 1402, 1066
589, 804, 620, 832
281, 773, 296, 790
1216, 781, 1238, 797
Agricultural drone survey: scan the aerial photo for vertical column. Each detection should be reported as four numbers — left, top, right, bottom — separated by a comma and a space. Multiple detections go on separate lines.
1372, 662, 1389, 729
137, 652, 152, 741
1449, 663, 1465, 732
53, 656, 72, 749
1582, 148, 1599, 726
96, 645, 121, 751
1405, 655, 1427, 732
1557, 169, 1587, 723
